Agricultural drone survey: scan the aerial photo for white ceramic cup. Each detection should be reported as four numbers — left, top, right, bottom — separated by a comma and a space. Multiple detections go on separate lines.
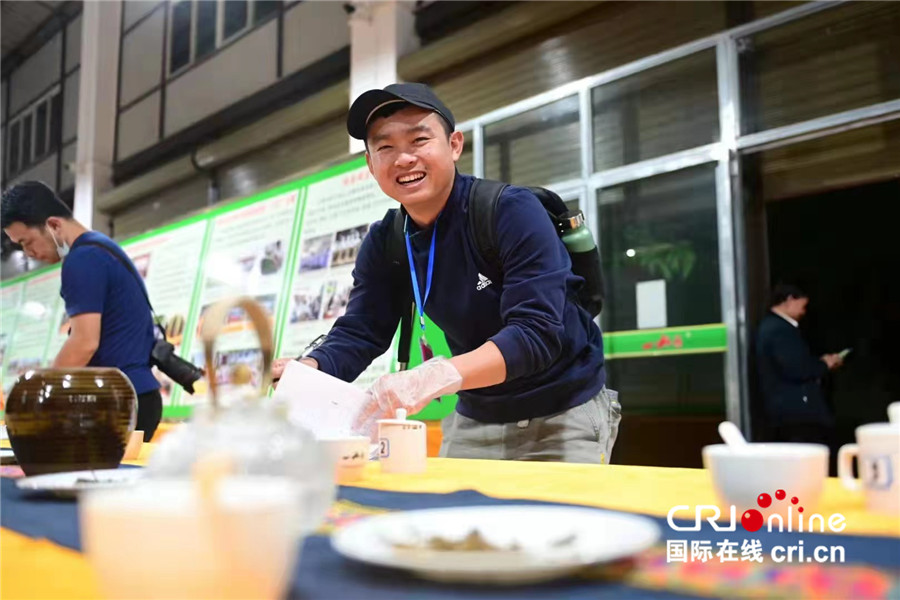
703, 443, 829, 517
123, 430, 144, 460
838, 422, 900, 516
319, 436, 370, 483
377, 408, 426, 474
80, 476, 303, 599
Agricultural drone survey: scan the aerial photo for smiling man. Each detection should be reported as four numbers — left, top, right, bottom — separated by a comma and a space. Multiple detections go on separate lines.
273, 83, 619, 463
2, 182, 162, 441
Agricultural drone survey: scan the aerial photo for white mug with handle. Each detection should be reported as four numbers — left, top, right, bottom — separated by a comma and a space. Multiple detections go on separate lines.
838, 421, 900, 516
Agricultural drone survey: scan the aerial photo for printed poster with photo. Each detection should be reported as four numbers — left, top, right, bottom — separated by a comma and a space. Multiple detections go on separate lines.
1, 268, 63, 394
1, 282, 24, 395
117, 219, 211, 408
183, 189, 302, 406
278, 162, 397, 390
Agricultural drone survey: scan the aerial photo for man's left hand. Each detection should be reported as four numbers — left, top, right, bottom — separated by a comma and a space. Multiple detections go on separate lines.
353, 357, 462, 437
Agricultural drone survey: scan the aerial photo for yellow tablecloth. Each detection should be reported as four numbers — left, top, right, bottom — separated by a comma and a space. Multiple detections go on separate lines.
2, 451, 899, 599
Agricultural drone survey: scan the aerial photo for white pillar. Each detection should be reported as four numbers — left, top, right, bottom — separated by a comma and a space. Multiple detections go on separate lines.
348, 0, 419, 154
73, 0, 122, 232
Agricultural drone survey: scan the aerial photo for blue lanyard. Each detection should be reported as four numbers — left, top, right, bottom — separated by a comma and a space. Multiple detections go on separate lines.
404, 215, 437, 332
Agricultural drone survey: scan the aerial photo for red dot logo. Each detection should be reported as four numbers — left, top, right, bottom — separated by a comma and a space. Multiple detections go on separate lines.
791, 497, 799, 505
757, 493, 772, 508
741, 509, 764, 532
775, 489, 786, 500
798, 507, 804, 513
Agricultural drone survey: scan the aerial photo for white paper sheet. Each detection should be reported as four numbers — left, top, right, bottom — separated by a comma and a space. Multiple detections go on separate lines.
272, 360, 369, 438
636, 279, 667, 329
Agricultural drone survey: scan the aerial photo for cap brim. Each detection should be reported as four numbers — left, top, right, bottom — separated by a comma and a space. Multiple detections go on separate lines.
347, 89, 444, 140
347, 90, 400, 140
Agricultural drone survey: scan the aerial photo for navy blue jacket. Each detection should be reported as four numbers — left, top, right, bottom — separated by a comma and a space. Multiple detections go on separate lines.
755, 312, 832, 426
308, 172, 606, 423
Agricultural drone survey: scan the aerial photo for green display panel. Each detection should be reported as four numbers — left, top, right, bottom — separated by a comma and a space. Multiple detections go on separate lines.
605, 323, 727, 359
1, 266, 62, 397
273, 157, 396, 390
1, 281, 25, 399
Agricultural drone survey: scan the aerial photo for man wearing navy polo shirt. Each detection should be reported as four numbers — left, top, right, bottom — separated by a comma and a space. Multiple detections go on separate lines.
2, 182, 161, 441
273, 83, 620, 463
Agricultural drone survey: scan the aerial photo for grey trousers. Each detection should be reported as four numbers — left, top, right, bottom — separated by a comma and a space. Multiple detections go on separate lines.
439, 387, 621, 464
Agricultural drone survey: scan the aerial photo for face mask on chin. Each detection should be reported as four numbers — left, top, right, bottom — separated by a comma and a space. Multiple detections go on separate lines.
46, 226, 69, 260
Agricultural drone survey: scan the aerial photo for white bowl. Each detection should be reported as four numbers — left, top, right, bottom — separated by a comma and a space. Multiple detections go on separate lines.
319, 436, 370, 483
702, 443, 828, 517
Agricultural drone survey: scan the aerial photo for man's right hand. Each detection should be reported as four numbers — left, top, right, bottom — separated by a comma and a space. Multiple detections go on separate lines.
271, 357, 319, 387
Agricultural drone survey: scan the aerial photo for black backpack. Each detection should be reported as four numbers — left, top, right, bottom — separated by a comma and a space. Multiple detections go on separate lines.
384, 178, 606, 369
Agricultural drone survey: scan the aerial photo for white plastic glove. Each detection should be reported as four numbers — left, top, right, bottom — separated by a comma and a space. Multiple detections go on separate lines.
353, 357, 463, 438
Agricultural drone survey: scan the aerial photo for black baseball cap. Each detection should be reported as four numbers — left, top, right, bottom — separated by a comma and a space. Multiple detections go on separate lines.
347, 82, 455, 140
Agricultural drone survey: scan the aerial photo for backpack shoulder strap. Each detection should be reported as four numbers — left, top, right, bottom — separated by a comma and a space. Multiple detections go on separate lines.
383, 207, 406, 270
467, 178, 507, 275
382, 208, 414, 370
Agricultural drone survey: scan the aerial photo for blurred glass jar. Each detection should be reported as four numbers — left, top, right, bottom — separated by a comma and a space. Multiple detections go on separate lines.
145, 297, 335, 535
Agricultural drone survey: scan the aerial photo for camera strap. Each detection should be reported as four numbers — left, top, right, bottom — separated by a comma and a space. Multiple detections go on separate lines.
79, 241, 165, 338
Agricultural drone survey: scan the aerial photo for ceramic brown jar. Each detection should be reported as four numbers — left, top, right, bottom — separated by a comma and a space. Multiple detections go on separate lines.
5, 368, 137, 475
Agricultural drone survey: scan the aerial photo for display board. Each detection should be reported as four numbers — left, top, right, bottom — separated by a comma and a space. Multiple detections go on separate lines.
0, 158, 411, 418
181, 188, 302, 406
276, 161, 396, 390
1, 268, 63, 395
118, 219, 211, 407
0, 282, 25, 396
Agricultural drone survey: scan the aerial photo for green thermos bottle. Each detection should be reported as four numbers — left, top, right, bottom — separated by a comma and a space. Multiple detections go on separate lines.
559, 211, 596, 253
558, 210, 605, 316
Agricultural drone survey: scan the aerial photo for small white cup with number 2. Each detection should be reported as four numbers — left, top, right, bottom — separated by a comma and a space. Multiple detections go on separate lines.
377, 409, 426, 474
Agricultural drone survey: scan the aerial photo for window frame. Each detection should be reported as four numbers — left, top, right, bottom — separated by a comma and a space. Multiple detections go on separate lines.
220, 0, 250, 45
5, 86, 62, 179
8, 120, 21, 178
167, 0, 280, 78
34, 99, 48, 158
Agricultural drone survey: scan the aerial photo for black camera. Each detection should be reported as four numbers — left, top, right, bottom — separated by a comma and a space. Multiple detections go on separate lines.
151, 333, 204, 394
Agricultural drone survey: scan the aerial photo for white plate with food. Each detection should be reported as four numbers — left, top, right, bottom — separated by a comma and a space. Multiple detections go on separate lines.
331, 505, 660, 584
16, 468, 144, 498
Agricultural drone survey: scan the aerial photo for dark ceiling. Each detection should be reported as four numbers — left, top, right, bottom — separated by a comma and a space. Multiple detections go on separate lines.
2, 1, 81, 76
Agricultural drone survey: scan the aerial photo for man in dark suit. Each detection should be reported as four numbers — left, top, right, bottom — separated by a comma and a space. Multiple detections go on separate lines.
756, 284, 843, 444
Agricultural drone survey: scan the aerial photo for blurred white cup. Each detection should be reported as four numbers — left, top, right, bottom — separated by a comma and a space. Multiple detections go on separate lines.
838, 422, 900, 516
319, 436, 369, 483
80, 476, 302, 599
703, 443, 828, 517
